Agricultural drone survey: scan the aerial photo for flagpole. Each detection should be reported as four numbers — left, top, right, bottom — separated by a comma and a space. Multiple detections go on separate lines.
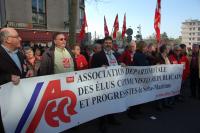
111, 27, 114, 37
94, 31, 96, 40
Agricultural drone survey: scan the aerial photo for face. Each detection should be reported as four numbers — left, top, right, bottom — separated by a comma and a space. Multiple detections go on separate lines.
35, 49, 41, 56
25, 49, 34, 59
148, 45, 156, 53
6, 29, 22, 50
129, 43, 136, 52
175, 48, 182, 55
143, 45, 148, 53
182, 47, 186, 52
73, 46, 81, 56
95, 44, 102, 53
104, 39, 113, 51
166, 46, 170, 54
54, 34, 66, 49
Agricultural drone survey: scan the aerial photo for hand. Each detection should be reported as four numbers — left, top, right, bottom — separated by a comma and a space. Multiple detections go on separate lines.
120, 63, 126, 67
102, 65, 108, 68
11, 75, 20, 85
26, 70, 34, 77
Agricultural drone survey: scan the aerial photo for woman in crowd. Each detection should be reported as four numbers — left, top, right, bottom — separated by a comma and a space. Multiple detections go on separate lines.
156, 44, 173, 111
169, 44, 190, 101
127, 41, 149, 119
133, 41, 149, 66
34, 47, 43, 61
24, 47, 41, 76
146, 43, 158, 65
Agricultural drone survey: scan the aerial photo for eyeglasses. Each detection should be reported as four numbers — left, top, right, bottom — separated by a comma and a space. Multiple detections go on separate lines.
58, 38, 66, 41
8, 35, 20, 39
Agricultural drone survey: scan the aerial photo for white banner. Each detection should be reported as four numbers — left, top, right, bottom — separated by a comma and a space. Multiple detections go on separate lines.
0, 64, 183, 133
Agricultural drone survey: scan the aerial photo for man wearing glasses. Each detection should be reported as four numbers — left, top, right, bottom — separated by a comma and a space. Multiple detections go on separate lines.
39, 33, 76, 75
0, 27, 33, 132
91, 36, 121, 68
0, 27, 33, 85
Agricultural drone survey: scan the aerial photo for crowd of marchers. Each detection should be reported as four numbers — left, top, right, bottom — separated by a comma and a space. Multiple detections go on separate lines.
0, 28, 200, 133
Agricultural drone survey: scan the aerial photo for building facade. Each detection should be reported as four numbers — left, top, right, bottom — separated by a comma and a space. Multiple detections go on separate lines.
0, 0, 88, 44
181, 19, 200, 48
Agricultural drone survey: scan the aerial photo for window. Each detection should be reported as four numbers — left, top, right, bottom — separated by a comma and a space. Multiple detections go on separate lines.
80, 0, 85, 6
198, 27, 200, 31
0, 10, 1, 27
189, 33, 191, 35
189, 38, 191, 40
190, 28, 192, 31
189, 42, 191, 45
79, 8, 85, 28
193, 27, 195, 30
198, 37, 200, 41
32, 0, 46, 26
192, 37, 195, 40
198, 32, 200, 36
79, 0, 85, 27
193, 33, 195, 35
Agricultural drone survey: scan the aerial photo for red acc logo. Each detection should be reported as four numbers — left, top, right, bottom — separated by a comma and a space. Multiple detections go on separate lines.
27, 80, 77, 133
66, 76, 74, 83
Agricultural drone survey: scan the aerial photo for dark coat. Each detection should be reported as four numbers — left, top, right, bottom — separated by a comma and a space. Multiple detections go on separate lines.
146, 52, 158, 65
39, 46, 76, 76
132, 50, 149, 66
0, 45, 27, 85
156, 53, 167, 65
90, 50, 119, 68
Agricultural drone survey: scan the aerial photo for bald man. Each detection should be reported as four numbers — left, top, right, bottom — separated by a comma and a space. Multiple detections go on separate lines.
0, 27, 34, 85
0, 28, 34, 132
119, 41, 136, 66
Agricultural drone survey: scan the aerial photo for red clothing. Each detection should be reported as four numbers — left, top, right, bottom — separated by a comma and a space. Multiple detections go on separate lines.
169, 54, 190, 80
75, 54, 88, 70
119, 50, 134, 65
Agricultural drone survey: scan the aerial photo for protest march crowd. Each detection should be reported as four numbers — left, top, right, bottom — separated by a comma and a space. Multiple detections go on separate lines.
0, 27, 200, 133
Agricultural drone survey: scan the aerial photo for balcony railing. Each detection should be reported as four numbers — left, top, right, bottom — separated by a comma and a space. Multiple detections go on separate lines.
32, 11, 46, 27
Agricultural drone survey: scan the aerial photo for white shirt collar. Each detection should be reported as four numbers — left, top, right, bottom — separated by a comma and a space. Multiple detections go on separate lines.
1, 44, 18, 54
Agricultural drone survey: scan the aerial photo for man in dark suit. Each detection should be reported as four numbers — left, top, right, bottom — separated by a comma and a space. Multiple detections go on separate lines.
91, 36, 120, 68
0, 27, 33, 132
91, 36, 123, 133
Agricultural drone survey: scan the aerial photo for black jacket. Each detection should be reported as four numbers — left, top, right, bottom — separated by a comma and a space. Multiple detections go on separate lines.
91, 50, 119, 68
0, 45, 27, 85
132, 50, 149, 66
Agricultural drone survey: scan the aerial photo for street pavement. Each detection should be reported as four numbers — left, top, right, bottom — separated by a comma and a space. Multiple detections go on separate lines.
63, 82, 200, 133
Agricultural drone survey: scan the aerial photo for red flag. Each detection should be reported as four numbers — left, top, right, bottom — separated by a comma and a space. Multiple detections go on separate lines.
122, 13, 126, 39
154, 0, 161, 43
104, 16, 109, 37
79, 11, 88, 41
113, 14, 119, 40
